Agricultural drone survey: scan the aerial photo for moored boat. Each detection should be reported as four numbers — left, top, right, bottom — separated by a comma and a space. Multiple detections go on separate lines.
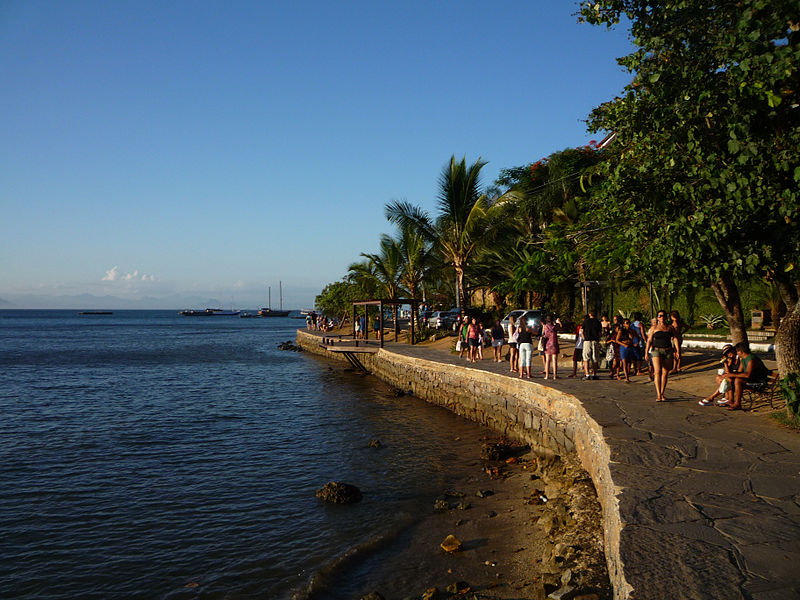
259, 282, 290, 317
180, 308, 241, 317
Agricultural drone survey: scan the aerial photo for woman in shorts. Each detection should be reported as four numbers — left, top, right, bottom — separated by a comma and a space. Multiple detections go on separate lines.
644, 311, 681, 402
467, 317, 480, 363
490, 320, 505, 362
507, 315, 519, 373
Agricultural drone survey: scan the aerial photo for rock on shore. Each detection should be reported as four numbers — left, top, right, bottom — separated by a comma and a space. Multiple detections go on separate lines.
315, 481, 362, 504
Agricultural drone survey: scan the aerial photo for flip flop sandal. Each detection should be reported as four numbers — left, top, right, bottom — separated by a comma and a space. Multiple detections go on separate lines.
698, 398, 714, 406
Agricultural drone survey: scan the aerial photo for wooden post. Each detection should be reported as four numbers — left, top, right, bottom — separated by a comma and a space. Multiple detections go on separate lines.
352, 304, 356, 340
379, 301, 384, 348
410, 300, 416, 345
394, 303, 399, 342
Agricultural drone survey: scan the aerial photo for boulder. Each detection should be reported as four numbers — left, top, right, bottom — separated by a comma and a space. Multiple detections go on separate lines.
481, 441, 530, 461
359, 593, 385, 600
434, 498, 451, 512
367, 439, 382, 448
315, 482, 362, 504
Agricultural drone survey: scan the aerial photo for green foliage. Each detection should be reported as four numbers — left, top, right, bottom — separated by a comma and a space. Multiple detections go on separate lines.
700, 314, 728, 329
579, 0, 800, 292
315, 280, 361, 318
488, 146, 605, 305
387, 155, 516, 309
779, 372, 800, 419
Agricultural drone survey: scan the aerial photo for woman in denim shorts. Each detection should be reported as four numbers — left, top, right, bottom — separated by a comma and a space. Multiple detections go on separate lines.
644, 311, 680, 402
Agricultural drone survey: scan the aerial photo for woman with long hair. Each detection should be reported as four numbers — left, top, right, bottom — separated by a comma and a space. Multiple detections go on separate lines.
541, 315, 562, 380
645, 310, 681, 402
507, 315, 520, 373
669, 310, 688, 373
517, 320, 534, 379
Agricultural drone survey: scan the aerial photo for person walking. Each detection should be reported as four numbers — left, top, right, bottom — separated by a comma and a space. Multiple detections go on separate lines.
541, 315, 562, 379
467, 317, 480, 363
569, 323, 584, 378
644, 310, 681, 402
617, 319, 636, 382
582, 311, 602, 380
517, 320, 534, 378
669, 310, 690, 373
490, 320, 505, 362
458, 317, 469, 359
507, 315, 520, 373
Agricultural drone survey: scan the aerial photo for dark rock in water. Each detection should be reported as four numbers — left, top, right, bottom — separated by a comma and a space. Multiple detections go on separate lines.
481, 441, 530, 461
367, 439, 382, 448
434, 498, 451, 512
277, 341, 302, 352
315, 481, 362, 504
476, 489, 494, 498
359, 593, 385, 600
446, 581, 471, 594
456, 501, 471, 510
388, 387, 405, 397
442, 489, 466, 498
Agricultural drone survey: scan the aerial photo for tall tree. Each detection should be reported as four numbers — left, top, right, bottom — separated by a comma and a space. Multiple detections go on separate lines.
580, 1, 800, 376
352, 234, 404, 300
386, 156, 514, 310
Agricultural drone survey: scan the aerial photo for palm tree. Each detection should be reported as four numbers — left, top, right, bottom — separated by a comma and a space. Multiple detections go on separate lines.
386, 155, 515, 310
396, 223, 434, 302
354, 234, 404, 299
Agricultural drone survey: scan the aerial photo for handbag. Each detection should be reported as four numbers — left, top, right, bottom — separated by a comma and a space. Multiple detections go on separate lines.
537, 336, 545, 352
456, 340, 462, 351
605, 343, 615, 362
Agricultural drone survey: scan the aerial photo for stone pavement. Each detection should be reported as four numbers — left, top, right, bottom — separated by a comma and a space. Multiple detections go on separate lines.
379, 339, 800, 600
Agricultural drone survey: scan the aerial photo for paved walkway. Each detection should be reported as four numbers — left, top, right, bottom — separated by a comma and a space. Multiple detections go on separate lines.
368, 337, 800, 599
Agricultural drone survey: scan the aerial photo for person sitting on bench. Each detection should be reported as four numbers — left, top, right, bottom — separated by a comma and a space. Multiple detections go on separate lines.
721, 341, 770, 411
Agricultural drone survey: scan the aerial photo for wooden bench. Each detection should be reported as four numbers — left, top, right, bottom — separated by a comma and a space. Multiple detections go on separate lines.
743, 373, 783, 411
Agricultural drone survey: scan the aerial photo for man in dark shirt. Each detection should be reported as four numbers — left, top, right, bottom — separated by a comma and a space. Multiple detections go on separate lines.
582, 310, 602, 380
723, 342, 770, 410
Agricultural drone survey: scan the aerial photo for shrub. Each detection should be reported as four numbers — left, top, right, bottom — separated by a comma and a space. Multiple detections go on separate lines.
700, 314, 727, 330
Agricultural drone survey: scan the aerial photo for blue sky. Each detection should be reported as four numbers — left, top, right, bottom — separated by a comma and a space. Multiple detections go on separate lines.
0, 1, 633, 309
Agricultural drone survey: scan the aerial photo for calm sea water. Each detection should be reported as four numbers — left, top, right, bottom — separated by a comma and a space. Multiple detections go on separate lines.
0, 310, 490, 599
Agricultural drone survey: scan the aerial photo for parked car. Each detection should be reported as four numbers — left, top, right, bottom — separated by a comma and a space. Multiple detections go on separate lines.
501, 309, 526, 336
501, 309, 547, 337
430, 311, 458, 329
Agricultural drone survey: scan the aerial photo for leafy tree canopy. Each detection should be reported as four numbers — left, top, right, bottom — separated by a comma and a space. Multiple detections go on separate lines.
579, 0, 799, 289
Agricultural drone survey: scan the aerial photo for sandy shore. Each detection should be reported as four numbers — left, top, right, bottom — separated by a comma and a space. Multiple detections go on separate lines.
306, 325, 778, 599
308, 327, 610, 598
350, 442, 610, 599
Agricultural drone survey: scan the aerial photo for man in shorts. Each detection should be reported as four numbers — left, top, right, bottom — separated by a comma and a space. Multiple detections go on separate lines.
581, 310, 602, 380
722, 341, 770, 410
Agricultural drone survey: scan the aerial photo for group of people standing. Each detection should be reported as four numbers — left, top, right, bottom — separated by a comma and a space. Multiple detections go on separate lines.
454, 307, 768, 407
576, 309, 689, 401
496, 314, 562, 379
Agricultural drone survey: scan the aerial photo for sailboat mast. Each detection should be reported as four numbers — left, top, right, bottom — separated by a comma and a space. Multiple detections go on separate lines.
268, 287, 271, 310
280, 281, 283, 311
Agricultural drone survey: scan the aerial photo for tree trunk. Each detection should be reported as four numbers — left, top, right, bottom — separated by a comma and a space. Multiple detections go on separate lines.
778, 280, 799, 313
775, 282, 800, 379
711, 274, 748, 345
455, 265, 465, 311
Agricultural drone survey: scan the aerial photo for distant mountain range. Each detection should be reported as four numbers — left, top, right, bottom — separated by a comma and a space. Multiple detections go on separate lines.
0, 293, 237, 310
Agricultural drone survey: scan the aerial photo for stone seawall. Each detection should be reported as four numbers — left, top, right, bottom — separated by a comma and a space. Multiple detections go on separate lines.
296, 330, 631, 599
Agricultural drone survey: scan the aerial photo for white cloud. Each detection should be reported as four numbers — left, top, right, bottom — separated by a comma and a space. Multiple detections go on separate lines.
102, 267, 155, 283
102, 266, 119, 281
